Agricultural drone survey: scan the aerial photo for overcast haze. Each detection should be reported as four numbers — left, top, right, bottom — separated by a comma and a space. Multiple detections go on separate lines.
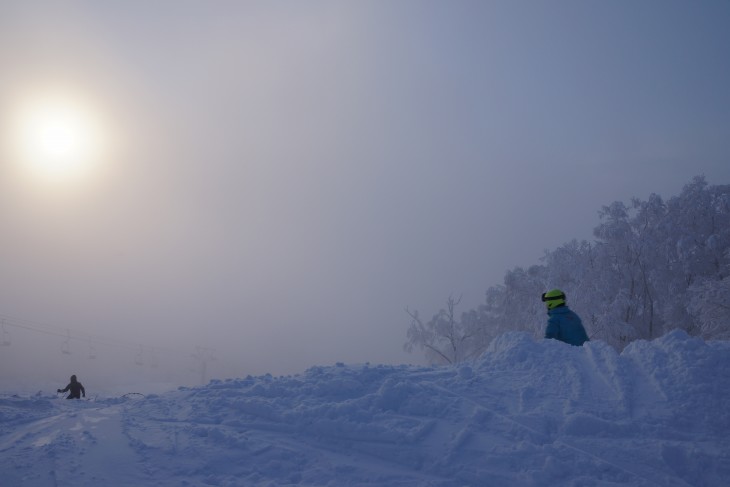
1, 1, 729, 386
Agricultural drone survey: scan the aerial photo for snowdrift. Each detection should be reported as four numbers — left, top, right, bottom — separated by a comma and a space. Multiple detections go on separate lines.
1, 330, 729, 486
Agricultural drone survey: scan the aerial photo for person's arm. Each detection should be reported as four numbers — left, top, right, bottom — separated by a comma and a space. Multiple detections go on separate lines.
545, 316, 560, 340
57, 383, 70, 393
80, 384, 86, 397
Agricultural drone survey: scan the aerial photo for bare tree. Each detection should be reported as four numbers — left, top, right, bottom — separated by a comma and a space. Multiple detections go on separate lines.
404, 296, 470, 365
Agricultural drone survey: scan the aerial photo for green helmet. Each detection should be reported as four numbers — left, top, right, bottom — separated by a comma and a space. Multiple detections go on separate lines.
541, 289, 566, 309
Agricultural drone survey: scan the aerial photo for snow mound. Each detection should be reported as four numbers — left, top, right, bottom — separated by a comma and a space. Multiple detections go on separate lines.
2, 331, 729, 486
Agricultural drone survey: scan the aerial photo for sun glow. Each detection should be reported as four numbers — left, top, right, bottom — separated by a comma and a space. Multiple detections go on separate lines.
7, 91, 110, 184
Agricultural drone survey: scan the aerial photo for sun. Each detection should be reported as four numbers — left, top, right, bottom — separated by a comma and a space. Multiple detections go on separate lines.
7, 91, 109, 184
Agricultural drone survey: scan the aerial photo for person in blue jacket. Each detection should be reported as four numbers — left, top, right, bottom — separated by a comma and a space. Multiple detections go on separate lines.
542, 289, 589, 346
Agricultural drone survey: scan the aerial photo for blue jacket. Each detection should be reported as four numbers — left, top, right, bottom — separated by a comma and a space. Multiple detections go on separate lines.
545, 305, 588, 346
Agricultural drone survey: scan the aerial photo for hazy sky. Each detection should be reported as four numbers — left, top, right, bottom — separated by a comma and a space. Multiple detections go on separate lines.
1, 1, 729, 383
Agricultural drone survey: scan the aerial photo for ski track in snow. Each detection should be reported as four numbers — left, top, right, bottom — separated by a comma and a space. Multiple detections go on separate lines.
1, 330, 729, 486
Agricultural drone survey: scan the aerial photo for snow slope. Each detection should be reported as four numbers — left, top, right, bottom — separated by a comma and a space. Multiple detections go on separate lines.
1, 330, 729, 486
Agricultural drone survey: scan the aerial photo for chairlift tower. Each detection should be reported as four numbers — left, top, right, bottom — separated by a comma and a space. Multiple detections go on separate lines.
192, 346, 216, 385
61, 329, 72, 355
1, 320, 10, 346
134, 345, 145, 366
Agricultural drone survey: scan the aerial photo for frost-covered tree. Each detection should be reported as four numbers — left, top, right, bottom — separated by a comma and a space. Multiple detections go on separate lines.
404, 296, 472, 365
688, 250, 730, 340
591, 196, 665, 343
688, 276, 730, 340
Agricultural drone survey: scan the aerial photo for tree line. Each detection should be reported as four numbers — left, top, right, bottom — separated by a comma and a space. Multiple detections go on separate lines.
405, 176, 730, 364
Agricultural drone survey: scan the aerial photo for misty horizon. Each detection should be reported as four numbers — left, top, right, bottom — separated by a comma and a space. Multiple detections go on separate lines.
1, 1, 729, 388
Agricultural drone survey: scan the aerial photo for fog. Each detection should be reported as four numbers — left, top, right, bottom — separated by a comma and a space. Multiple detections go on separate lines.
1, 1, 729, 389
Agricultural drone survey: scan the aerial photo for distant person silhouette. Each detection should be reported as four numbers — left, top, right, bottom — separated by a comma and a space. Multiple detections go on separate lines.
57, 374, 86, 399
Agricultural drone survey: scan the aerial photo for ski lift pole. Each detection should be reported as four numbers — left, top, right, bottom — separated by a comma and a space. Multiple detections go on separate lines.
192, 346, 216, 385
1, 319, 10, 346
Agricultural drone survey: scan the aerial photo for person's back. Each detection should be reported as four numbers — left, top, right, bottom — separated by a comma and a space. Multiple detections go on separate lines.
58, 374, 86, 399
542, 289, 588, 346
545, 305, 589, 346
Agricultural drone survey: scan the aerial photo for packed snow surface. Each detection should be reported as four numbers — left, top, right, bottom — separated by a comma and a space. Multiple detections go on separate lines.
1, 330, 729, 486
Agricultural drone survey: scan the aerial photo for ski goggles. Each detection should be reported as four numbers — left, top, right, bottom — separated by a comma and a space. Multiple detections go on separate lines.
541, 292, 565, 302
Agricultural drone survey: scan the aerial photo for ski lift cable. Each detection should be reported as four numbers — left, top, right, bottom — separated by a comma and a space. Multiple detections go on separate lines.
0, 312, 162, 351
0, 313, 232, 380
0, 312, 202, 359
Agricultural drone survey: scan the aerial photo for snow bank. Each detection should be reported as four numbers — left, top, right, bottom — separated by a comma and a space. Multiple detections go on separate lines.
1, 330, 729, 486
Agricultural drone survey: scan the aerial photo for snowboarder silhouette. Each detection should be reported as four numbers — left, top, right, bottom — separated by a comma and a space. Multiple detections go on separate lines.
57, 374, 86, 399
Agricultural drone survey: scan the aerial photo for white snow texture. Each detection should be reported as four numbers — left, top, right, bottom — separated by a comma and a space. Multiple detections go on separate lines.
1, 330, 729, 486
